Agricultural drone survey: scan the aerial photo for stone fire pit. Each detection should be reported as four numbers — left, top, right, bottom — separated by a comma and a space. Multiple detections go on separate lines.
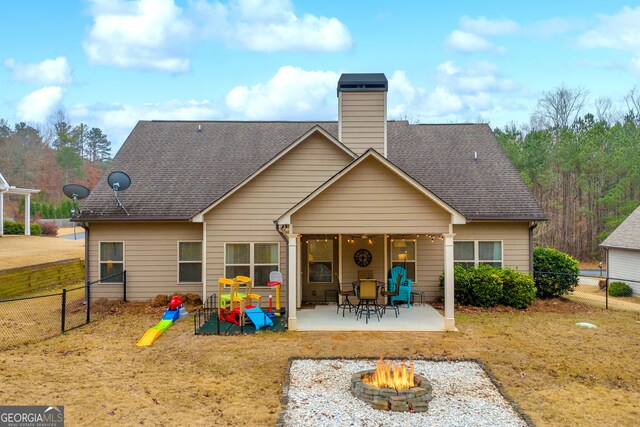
351, 370, 433, 412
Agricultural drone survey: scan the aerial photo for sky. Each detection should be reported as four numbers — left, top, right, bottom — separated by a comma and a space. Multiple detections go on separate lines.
1, 0, 640, 153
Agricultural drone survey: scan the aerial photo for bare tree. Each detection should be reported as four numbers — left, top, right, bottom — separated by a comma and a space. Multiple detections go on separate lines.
594, 97, 613, 125
624, 85, 640, 120
535, 84, 589, 129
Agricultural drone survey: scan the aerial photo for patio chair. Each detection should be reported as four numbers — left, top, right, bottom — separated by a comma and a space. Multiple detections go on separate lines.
337, 281, 356, 317
380, 273, 401, 318
356, 279, 380, 323
358, 269, 374, 280
388, 266, 412, 308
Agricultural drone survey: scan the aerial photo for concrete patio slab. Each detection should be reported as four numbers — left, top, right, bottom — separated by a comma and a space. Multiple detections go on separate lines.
296, 304, 450, 331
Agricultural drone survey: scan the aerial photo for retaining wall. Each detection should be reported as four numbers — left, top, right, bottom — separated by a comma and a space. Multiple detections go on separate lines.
0, 258, 85, 299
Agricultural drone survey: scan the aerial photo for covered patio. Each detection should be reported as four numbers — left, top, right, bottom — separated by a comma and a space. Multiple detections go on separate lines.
276, 150, 464, 332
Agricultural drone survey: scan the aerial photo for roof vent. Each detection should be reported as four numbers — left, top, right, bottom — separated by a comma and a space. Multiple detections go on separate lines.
197, 124, 202, 132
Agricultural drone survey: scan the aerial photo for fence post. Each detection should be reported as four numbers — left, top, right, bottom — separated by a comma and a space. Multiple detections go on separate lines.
61, 288, 67, 334
605, 278, 609, 310
123, 270, 127, 302
86, 282, 91, 324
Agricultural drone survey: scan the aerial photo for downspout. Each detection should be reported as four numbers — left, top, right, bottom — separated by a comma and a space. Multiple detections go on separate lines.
80, 222, 90, 302
529, 221, 538, 274
274, 220, 289, 328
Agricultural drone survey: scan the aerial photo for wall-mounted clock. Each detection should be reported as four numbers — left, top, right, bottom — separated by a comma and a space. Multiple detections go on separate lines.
354, 248, 372, 267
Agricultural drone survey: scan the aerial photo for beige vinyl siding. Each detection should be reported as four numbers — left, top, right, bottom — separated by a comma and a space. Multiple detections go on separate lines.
415, 237, 445, 301
88, 222, 203, 300
339, 91, 385, 155
204, 133, 354, 305
453, 222, 531, 272
291, 157, 451, 234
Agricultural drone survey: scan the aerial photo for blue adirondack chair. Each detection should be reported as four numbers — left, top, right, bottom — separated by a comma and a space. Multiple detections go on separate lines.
388, 266, 412, 307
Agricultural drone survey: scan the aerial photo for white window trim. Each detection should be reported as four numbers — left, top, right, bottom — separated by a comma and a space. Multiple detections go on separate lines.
224, 242, 280, 287
307, 239, 334, 283
99, 241, 125, 284
454, 240, 504, 267
177, 240, 203, 284
389, 238, 418, 282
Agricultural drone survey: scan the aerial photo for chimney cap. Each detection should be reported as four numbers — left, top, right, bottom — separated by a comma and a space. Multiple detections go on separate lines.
338, 73, 387, 95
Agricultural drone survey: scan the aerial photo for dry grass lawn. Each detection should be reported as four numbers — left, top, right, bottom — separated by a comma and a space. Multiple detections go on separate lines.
0, 235, 84, 269
0, 300, 638, 426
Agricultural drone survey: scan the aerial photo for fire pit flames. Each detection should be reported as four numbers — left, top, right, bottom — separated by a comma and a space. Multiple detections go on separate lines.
362, 356, 415, 390
351, 356, 433, 412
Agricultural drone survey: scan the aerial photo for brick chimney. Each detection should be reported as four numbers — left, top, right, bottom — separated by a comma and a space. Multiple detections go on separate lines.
337, 73, 388, 157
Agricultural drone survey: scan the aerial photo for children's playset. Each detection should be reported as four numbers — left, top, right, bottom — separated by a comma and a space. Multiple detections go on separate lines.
137, 295, 188, 347
218, 275, 276, 331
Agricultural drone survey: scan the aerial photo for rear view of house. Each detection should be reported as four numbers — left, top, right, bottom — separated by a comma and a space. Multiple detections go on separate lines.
75, 73, 545, 330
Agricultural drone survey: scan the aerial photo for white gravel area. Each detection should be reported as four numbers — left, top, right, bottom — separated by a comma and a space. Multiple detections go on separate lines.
282, 359, 528, 427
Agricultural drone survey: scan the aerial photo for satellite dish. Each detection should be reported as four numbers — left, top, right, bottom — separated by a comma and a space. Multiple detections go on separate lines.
102, 171, 131, 215
63, 184, 90, 201
62, 184, 91, 217
107, 171, 131, 191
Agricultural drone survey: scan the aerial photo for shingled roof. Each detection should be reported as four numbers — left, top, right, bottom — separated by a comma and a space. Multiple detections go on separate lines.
77, 120, 545, 221
600, 205, 640, 250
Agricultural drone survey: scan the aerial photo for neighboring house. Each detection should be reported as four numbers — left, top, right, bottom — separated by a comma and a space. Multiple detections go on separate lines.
0, 172, 40, 236
600, 204, 640, 294
75, 73, 545, 330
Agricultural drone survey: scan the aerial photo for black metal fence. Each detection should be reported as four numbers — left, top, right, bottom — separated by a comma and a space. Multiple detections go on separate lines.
0, 271, 126, 351
534, 270, 640, 311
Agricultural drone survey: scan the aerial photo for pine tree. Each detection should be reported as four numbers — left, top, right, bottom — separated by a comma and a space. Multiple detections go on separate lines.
87, 127, 111, 162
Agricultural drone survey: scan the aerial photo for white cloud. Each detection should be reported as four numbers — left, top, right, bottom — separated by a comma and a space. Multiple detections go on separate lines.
69, 99, 222, 152
16, 86, 64, 123
578, 7, 640, 51
436, 60, 516, 93
459, 16, 519, 36
578, 7, 640, 76
4, 57, 72, 85
388, 63, 523, 122
446, 30, 496, 53
83, 0, 192, 72
83, 0, 352, 72
225, 66, 339, 119
193, 0, 352, 52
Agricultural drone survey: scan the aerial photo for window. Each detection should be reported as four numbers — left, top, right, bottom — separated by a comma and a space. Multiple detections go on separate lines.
454, 241, 502, 268
390, 239, 416, 281
100, 241, 124, 283
308, 240, 333, 282
178, 241, 202, 283
225, 243, 279, 286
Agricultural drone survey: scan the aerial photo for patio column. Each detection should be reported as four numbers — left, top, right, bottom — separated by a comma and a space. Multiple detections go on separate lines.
287, 234, 298, 330
24, 194, 31, 235
0, 192, 3, 236
443, 232, 456, 330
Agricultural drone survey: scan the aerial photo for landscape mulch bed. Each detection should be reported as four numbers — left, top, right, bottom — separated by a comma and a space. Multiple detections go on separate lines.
431, 298, 594, 315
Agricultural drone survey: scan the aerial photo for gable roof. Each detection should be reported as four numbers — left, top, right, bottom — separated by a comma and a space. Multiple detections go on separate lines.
600, 204, 640, 250
277, 148, 465, 225
77, 121, 339, 220
388, 122, 545, 220
192, 126, 356, 222
77, 120, 545, 222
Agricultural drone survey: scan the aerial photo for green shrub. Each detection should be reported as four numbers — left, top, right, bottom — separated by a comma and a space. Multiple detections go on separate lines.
440, 264, 503, 308
608, 281, 633, 297
30, 223, 43, 236
1, 221, 43, 235
533, 247, 579, 298
3, 220, 24, 234
499, 269, 536, 308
